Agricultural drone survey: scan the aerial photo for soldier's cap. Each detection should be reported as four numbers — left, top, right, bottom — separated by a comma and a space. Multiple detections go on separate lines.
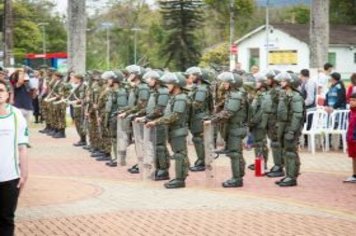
101, 71, 117, 80
254, 74, 266, 82
184, 66, 202, 77
92, 70, 102, 75
125, 65, 144, 75
53, 71, 64, 78
74, 73, 84, 80
143, 70, 161, 80
275, 72, 292, 81
48, 67, 56, 72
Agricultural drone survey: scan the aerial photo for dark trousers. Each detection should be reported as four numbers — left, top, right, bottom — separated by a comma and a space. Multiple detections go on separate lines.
0, 179, 20, 236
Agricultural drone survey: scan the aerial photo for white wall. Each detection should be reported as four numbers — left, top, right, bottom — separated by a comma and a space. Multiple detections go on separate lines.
329, 46, 356, 79
236, 28, 310, 73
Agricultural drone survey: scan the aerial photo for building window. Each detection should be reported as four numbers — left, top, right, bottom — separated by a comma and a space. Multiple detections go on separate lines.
354, 53, 356, 63
328, 52, 336, 67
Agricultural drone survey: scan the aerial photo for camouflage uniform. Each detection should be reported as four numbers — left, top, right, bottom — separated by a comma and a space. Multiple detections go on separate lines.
122, 65, 150, 173
152, 72, 191, 189
275, 72, 305, 187
210, 72, 248, 188
265, 70, 285, 178
136, 70, 170, 179
88, 81, 102, 153
72, 78, 88, 146
105, 72, 128, 166
186, 67, 214, 172
249, 86, 269, 169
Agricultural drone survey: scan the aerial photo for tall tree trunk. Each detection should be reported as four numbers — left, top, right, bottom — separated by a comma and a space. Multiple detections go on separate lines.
67, 0, 86, 74
310, 0, 329, 68
3, 0, 13, 67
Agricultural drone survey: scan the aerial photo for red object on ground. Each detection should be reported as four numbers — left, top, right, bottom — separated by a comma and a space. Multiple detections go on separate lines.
255, 155, 264, 177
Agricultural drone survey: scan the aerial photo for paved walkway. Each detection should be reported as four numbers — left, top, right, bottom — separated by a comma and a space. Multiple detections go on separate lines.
16, 125, 356, 235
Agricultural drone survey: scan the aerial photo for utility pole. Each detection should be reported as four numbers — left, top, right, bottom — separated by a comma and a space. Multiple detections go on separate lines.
38, 23, 48, 66
131, 27, 141, 65
3, 0, 13, 67
101, 22, 113, 69
229, 0, 235, 71
310, 0, 329, 68
106, 27, 110, 69
265, 0, 270, 70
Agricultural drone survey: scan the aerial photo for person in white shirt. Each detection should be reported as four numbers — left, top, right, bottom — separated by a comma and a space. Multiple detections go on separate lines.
0, 80, 29, 236
317, 62, 333, 98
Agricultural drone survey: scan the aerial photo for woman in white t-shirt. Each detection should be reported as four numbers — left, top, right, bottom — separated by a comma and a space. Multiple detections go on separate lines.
0, 80, 29, 236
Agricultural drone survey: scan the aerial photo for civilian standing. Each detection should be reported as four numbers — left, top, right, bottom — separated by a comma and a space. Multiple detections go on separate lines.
0, 80, 29, 236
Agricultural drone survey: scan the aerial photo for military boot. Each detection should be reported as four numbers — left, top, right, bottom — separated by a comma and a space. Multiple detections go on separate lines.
222, 178, 243, 188
106, 160, 117, 167
73, 136, 86, 147
189, 160, 205, 172
164, 178, 185, 189
154, 169, 170, 181
266, 165, 285, 178
91, 150, 105, 158
275, 177, 287, 185
83, 145, 91, 150
128, 164, 139, 174
277, 177, 297, 187
39, 125, 50, 134
53, 129, 66, 139
47, 128, 57, 136
96, 153, 111, 161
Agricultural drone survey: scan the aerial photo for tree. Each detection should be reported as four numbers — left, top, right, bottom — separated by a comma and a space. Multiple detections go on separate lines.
310, 0, 329, 68
159, 0, 204, 70
202, 0, 255, 45
199, 43, 229, 68
330, 0, 356, 24
3, 0, 13, 66
1, 0, 67, 65
68, 0, 87, 74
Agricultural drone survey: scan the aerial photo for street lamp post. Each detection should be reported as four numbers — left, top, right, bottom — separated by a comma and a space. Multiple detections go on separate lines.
38, 23, 48, 66
265, 0, 270, 70
101, 22, 113, 69
229, 0, 235, 71
131, 27, 141, 64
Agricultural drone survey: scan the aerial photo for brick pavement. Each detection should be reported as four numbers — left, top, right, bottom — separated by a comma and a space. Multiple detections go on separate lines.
16, 125, 356, 235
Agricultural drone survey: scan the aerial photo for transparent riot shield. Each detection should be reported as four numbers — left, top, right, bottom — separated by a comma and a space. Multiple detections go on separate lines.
132, 121, 145, 178
117, 117, 129, 162
143, 126, 156, 181
204, 121, 216, 186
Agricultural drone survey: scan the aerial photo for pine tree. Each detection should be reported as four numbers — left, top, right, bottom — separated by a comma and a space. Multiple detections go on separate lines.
159, 0, 203, 70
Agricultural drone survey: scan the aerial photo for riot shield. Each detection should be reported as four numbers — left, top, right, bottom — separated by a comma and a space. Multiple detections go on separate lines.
117, 117, 129, 162
143, 126, 156, 181
204, 121, 216, 186
132, 121, 145, 178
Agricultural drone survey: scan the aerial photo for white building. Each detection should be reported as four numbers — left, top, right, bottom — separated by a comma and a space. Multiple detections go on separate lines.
234, 24, 356, 78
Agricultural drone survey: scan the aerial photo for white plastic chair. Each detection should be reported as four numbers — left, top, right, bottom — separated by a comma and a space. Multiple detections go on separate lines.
302, 109, 328, 155
324, 109, 349, 153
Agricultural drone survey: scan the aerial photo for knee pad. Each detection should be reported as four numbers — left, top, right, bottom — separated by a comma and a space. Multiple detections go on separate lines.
192, 136, 203, 145
285, 151, 298, 159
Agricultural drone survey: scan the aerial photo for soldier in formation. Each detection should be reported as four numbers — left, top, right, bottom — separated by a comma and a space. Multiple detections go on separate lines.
37, 65, 305, 188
